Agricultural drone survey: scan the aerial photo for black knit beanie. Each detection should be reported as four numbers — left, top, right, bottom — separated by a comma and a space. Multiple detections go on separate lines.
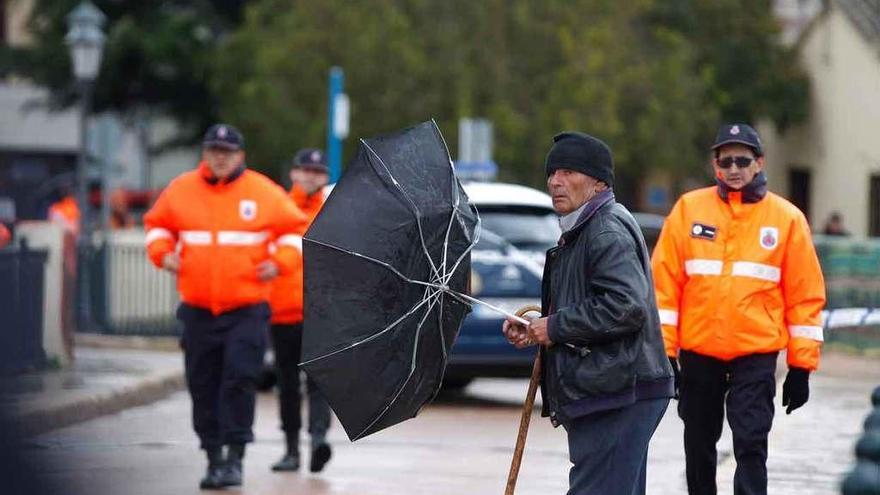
544, 132, 614, 187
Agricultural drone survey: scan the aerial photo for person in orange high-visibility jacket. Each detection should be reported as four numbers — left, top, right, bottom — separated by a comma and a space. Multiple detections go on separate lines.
144, 124, 308, 490
48, 194, 80, 235
267, 148, 333, 474
0, 223, 10, 249
651, 124, 826, 495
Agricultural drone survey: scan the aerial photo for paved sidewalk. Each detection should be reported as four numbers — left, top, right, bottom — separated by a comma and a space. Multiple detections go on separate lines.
0, 340, 184, 437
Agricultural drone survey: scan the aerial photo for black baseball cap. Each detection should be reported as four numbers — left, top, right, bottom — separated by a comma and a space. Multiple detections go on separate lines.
711, 123, 763, 156
202, 124, 244, 151
292, 148, 328, 173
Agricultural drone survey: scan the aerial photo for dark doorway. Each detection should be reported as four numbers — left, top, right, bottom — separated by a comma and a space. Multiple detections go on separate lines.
870, 175, 880, 237
788, 168, 811, 222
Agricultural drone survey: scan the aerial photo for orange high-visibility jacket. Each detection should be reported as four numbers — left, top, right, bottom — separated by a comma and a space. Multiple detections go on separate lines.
0, 223, 10, 248
268, 185, 327, 324
651, 186, 826, 370
144, 163, 308, 315
48, 195, 80, 235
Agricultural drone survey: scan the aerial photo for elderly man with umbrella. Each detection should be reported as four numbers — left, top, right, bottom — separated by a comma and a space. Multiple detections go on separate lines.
503, 132, 674, 494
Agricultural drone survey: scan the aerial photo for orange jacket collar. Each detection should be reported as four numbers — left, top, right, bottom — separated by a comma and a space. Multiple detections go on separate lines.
290, 184, 323, 209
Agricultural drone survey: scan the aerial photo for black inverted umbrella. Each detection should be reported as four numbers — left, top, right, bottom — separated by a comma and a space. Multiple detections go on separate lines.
301, 120, 526, 441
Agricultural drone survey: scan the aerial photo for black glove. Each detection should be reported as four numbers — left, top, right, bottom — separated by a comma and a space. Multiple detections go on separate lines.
782, 367, 810, 414
669, 357, 681, 400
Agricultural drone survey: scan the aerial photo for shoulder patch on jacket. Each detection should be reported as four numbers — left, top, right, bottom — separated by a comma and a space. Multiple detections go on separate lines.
690, 222, 717, 241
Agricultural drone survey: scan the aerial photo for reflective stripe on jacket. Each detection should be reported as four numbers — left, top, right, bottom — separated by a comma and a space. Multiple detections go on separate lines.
268, 185, 326, 324
650, 185, 826, 370
143, 162, 308, 315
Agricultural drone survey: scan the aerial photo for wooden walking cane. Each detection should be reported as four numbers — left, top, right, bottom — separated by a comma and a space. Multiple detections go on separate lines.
504, 304, 543, 495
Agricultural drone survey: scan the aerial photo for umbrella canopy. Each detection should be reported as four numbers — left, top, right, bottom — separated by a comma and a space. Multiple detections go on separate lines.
301, 120, 480, 441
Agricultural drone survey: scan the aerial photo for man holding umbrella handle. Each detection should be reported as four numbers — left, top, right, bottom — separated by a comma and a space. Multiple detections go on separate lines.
502, 132, 674, 495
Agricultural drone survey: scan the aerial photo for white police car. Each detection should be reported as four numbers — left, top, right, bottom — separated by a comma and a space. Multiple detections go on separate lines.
462, 182, 560, 266
442, 182, 557, 388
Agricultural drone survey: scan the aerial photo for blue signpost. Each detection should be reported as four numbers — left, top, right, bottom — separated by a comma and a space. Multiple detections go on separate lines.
326, 67, 349, 183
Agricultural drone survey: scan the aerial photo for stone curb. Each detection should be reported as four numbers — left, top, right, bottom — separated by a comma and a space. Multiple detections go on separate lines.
12, 334, 186, 438
17, 367, 185, 438
75, 332, 181, 352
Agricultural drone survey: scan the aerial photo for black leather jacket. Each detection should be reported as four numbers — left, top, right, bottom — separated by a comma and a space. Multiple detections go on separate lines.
540, 190, 673, 426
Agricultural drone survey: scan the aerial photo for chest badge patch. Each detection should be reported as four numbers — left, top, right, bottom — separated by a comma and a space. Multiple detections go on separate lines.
760, 227, 778, 250
690, 222, 717, 241
239, 200, 257, 221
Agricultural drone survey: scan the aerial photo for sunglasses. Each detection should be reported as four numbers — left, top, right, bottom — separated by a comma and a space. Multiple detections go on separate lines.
717, 156, 754, 169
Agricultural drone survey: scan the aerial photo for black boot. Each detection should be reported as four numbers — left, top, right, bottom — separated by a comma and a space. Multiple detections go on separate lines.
271, 451, 300, 472
309, 435, 332, 473
221, 444, 245, 487
199, 447, 225, 490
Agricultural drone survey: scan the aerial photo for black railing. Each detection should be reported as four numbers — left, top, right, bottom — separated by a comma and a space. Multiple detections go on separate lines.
0, 241, 48, 373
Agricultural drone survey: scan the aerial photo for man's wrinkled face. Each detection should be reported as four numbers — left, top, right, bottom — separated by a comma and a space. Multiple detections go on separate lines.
546, 168, 604, 215
713, 144, 764, 190
290, 167, 329, 195
203, 148, 244, 179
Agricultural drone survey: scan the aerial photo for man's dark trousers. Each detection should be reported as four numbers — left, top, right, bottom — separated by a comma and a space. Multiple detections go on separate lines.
563, 397, 669, 495
178, 302, 269, 450
270, 323, 330, 449
678, 350, 777, 495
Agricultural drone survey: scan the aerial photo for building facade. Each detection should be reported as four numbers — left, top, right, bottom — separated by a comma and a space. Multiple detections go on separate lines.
761, 0, 880, 237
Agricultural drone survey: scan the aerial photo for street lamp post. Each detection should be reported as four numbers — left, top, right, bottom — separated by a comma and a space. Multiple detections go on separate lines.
66, 0, 105, 331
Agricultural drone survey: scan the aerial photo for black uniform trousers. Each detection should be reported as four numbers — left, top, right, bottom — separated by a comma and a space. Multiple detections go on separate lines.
178, 302, 269, 451
678, 349, 777, 495
270, 323, 331, 451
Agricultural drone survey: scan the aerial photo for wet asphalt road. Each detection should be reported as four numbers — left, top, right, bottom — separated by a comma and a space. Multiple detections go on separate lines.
21, 353, 880, 495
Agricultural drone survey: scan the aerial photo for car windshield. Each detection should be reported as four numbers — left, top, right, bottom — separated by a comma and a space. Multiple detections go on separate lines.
471, 229, 543, 298
476, 205, 561, 251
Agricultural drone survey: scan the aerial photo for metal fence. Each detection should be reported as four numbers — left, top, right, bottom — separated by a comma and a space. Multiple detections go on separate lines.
78, 231, 880, 337
88, 230, 180, 335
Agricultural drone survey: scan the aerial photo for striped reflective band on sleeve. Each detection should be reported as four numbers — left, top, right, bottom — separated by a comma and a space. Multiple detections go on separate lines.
180, 230, 212, 245
145, 228, 173, 245
217, 231, 269, 246
276, 234, 303, 251
789, 325, 824, 342
731, 261, 781, 283
684, 259, 723, 276
658, 309, 679, 327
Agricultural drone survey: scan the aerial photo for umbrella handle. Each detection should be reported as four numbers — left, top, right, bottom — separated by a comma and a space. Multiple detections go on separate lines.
504, 305, 543, 495
454, 292, 531, 325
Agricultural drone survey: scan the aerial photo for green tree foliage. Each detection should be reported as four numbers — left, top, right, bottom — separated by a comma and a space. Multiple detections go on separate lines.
0, 0, 244, 140
216, 0, 743, 192
6, 0, 805, 194
651, 0, 810, 131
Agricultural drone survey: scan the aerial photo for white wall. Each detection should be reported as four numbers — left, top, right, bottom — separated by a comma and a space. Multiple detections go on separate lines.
15, 221, 72, 367
819, 8, 880, 236
760, 6, 880, 236
0, 82, 199, 190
